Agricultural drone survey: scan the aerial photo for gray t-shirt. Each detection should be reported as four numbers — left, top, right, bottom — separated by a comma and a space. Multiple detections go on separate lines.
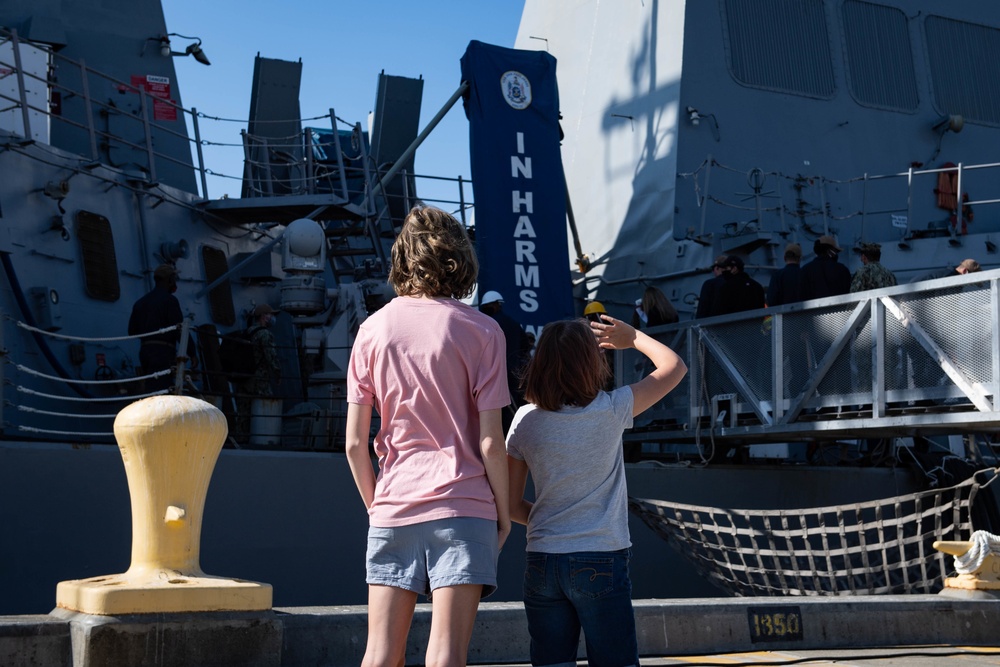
506, 387, 634, 553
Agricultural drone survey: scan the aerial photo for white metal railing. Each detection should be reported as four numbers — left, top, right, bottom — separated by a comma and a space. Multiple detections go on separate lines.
620, 268, 1000, 449
7, 319, 191, 439
0, 26, 473, 214
6, 315, 339, 449
679, 155, 1000, 245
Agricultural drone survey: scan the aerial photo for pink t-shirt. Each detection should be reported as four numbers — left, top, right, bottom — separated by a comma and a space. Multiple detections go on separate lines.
347, 296, 510, 527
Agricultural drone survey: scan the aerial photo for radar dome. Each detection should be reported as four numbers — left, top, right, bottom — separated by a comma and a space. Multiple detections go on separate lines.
285, 218, 325, 258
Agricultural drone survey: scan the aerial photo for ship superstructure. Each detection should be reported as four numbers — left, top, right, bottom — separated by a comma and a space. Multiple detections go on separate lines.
517, 0, 1000, 309
0, 0, 446, 447
515, 0, 1000, 462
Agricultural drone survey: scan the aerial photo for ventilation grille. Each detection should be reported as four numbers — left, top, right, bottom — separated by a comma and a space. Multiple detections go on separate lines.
202, 246, 236, 327
75, 210, 120, 302
842, 1, 918, 112
722, 0, 836, 99
925, 15, 1000, 126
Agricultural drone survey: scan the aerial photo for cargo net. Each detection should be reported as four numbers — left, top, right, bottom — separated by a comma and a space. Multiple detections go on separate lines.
629, 473, 987, 596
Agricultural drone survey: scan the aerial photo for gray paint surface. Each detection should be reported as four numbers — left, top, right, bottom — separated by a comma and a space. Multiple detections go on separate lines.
0, 442, 919, 615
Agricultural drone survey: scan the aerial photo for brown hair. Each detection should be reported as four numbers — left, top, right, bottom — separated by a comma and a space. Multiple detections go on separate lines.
958, 258, 981, 273
389, 206, 478, 298
784, 243, 802, 263
522, 319, 610, 411
641, 286, 678, 327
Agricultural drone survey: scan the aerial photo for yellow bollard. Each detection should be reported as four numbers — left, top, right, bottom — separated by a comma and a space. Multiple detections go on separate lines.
933, 534, 1000, 591
56, 395, 272, 614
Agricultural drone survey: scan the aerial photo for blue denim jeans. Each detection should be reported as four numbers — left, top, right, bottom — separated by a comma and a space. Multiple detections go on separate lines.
522, 549, 638, 667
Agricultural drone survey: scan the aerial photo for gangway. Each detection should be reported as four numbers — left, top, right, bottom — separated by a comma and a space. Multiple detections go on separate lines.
620, 269, 1000, 459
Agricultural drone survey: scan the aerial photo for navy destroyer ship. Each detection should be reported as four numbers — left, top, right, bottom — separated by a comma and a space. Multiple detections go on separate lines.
2, 0, 1000, 614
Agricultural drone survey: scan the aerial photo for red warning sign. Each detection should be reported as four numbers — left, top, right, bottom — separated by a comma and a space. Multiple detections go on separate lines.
129, 74, 178, 121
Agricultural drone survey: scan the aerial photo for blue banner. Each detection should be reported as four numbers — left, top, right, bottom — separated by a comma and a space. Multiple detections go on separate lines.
461, 40, 573, 334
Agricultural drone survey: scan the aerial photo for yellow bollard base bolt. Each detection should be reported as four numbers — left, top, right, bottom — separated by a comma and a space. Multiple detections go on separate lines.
56, 570, 273, 615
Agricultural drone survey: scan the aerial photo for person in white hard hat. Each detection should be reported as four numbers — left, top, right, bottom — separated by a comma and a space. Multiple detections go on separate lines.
480, 290, 504, 309
479, 290, 527, 434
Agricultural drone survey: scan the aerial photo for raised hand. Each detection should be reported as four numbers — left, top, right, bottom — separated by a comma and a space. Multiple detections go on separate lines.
591, 314, 637, 350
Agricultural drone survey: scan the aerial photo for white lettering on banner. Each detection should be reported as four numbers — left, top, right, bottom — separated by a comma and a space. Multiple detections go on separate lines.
511, 156, 532, 178
511, 131, 539, 313
515, 240, 537, 263
520, 290, 539, 312
516, 264, 539, 287
513, 215, 537, 238
511, 190, 533, 214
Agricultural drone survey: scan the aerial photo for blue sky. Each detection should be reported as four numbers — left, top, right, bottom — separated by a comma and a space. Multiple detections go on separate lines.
161, 1, 526, 207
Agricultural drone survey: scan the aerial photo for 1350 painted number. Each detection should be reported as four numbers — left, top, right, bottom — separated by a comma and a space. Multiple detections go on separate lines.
747, 606, 803, 643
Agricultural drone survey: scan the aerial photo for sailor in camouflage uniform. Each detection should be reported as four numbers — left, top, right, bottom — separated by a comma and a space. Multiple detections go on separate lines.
236, 304, 281, 441
850, 242, 898, 293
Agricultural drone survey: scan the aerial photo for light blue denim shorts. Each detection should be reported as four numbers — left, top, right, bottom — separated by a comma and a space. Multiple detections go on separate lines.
366, 516, 499, 598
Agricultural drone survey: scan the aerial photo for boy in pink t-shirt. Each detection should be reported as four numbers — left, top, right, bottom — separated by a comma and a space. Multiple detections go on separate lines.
345, 206, 510, 667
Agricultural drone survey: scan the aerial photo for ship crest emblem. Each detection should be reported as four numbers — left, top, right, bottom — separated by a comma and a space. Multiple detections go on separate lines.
501, 71, 531, 110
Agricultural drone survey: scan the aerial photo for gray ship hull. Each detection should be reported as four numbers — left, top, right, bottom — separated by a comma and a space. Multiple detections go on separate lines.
0, 440, 920, 615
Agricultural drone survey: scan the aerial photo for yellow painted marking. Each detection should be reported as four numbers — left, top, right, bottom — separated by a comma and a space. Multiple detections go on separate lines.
671, 652, 825, 664
957, 646, 1000, 653
656, 647, 1000, 665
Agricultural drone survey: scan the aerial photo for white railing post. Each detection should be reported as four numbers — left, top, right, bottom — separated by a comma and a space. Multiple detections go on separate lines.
174, 317, 192, 394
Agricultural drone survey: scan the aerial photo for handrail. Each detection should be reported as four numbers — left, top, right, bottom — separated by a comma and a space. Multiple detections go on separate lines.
681, 155, 999, 246
0, 27, 473, 210
7, 316, 337, 448
619, 269, 1000, 453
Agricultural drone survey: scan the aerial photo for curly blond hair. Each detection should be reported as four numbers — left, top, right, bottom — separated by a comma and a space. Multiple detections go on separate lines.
389, 206, 478, 298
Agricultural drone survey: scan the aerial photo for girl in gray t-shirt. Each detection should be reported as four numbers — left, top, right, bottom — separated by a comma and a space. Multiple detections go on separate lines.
507, 315, 687, 667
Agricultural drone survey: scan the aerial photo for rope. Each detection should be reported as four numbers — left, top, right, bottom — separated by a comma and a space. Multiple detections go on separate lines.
676, 158, 709, 178
244, 132, 305, 145
17, 405, 118, 418
693, 157, 869, 186
18, 426, 113, 437
629, 471, 990, 596
15, 364, 171, 384
196, 110, 335, 124
16, 319, 178, 342
16, 385, 169, 402
702, 195, 863, 222
694, 334, 714, 465
954, 530, 1000, 575
705, 195, 783, 212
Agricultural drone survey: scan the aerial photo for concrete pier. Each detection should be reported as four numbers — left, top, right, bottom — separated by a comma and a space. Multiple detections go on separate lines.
2, 596, 999, 666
